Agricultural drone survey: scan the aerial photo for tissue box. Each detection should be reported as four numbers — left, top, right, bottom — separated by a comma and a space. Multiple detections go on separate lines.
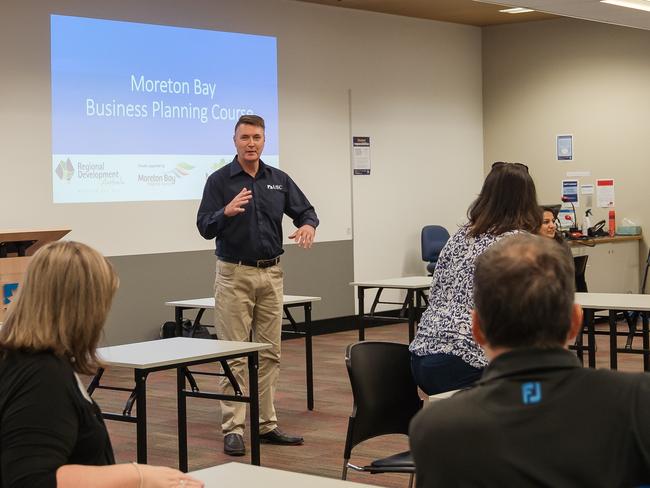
616, 226, 641, 235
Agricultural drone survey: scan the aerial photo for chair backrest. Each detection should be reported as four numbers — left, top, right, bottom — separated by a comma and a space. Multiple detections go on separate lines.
641, 248, 650, 294
574, 255, 588, 293
421, 225, 450, 263
344, 342, 423, 456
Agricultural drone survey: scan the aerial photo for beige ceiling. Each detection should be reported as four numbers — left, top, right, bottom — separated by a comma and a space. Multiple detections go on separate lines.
291, 0, 558, 26
293, 0, 650, 30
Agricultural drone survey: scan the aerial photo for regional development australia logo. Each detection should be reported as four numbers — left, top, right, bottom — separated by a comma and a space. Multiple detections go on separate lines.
55, 158, 75, 181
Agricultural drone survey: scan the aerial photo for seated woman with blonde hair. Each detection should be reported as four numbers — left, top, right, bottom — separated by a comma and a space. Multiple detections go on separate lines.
0, 241, 202, 488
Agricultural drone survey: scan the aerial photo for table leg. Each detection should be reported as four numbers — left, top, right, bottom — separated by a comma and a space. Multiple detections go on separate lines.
134, 368, 148, 464
174, 306, 183, 337
357, 287, 365, 341
641, 312, 650, 371
585, 308, 596, 368
305, 303, 314, 411
177, 367, 188, 472
407, 290, 416, 343
609, 310, 618, 370
248, 351, 261, 466
87, 367, 104, 396
415, 290, 423, 325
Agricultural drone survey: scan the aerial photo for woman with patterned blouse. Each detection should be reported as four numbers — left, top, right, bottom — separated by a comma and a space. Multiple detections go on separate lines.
409, 162, 541, 394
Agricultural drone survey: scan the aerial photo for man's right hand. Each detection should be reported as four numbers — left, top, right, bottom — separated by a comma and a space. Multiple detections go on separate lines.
224, 187, 252, 217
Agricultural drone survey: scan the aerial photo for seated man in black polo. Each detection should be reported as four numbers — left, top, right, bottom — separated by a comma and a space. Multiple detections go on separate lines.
409, 233, 650, 487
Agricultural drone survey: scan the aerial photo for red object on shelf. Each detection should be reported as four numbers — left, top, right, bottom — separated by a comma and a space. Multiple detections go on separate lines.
608, 209, 616, 237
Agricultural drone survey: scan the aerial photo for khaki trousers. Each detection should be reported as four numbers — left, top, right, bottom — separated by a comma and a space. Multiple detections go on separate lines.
214, 259, 283, 436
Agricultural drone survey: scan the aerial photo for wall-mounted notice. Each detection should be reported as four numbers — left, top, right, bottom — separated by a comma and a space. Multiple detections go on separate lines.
581, 184, 594, 208
562, 179, 579, 207
567, 171, 590, 177
352, 136, 371, 175
557, 135, 573, 161
558, 208, 575, 230
597, 179, 615, 208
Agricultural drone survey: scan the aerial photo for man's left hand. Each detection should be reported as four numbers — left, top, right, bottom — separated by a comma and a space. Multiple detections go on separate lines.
289, 225, 316, 249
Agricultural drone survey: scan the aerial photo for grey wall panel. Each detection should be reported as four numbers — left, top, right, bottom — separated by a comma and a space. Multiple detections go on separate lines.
103, 240, 353, 346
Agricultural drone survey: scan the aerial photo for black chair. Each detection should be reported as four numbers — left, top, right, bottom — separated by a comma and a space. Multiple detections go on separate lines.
624, 248, 650, 350
421, 225, 450, 275
342, 341, 423, 487
574, 255, 589, 293
572, 255, 591, 360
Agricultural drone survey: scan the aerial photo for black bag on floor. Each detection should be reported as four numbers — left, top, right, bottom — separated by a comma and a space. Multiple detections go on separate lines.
160, 319, 212, 339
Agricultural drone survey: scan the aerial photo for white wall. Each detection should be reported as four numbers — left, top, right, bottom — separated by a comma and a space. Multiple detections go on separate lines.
349, 20, 484, 285
1, 0, 484, 293
483, 18, 650, 250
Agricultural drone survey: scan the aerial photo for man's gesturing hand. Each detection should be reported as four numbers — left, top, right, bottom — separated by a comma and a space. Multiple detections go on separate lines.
289, 225, 316, 249
224, 188, 252, 217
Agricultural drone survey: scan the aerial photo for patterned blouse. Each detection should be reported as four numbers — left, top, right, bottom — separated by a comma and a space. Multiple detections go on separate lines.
409, 224, 518, 368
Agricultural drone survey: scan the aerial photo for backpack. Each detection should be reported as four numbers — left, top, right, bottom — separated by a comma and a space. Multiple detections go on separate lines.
160, 318, 213, 339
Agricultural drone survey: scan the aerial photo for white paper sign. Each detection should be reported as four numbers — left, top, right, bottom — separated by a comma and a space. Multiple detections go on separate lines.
557, 135, 573, 161
596, 179, 615, 208
352, 136, 371, 175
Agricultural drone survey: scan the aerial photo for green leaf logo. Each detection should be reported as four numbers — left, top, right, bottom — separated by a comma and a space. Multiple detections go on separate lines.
172, 162, 194, 177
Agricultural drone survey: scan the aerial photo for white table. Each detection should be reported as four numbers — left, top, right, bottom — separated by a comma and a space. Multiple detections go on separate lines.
574, 292, 650, 370
165, 295, 321, 410
190, 462, 377, 487
89, 337, 270, 470
349, 276, 431, 341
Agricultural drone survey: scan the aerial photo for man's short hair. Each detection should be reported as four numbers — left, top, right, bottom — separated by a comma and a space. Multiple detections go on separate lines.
473, 234, 575, 348
234, 114, 265, 133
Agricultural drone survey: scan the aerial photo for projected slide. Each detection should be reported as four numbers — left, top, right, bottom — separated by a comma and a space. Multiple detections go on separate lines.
51, 15, 278, 203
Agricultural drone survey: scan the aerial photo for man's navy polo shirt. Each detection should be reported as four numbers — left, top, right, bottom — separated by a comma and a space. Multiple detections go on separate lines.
197, 158, 319, 261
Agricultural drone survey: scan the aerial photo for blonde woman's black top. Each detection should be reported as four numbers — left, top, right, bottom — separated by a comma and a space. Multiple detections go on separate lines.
0, 350, 114, 488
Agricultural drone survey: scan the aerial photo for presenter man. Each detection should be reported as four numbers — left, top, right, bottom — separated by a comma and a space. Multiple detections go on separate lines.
197, 114, 318, 456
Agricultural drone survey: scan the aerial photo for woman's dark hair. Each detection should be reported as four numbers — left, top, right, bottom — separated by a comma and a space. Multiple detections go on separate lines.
541, 206, 566, 245
541, 205, 561, 218
467, 162, 541, 237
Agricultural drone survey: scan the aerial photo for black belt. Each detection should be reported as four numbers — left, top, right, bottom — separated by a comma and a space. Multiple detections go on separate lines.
219, 256, 280, 268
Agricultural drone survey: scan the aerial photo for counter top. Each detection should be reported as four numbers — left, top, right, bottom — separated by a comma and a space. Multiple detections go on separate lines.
567, 234, 641, 246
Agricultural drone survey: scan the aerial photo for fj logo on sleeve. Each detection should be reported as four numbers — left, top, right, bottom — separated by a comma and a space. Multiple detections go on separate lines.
521, 382, 542, 405
267, 184, 283, 190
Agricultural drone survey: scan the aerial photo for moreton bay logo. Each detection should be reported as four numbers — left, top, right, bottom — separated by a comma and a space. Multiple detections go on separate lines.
171, 162, 194, 177
55, 158, 74, 181
138, 162, 194, 186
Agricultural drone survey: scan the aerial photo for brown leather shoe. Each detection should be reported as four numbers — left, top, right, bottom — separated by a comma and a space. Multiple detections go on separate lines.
260, 428, 304, 445
224, 433, 246, 456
